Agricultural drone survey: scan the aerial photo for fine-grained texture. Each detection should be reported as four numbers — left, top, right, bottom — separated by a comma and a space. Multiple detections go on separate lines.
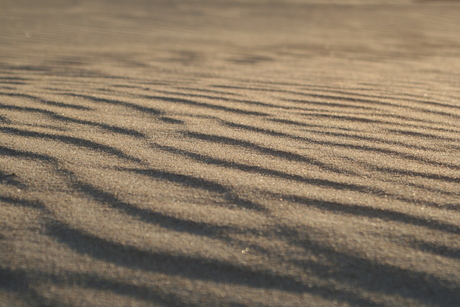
1, 1, 459, 306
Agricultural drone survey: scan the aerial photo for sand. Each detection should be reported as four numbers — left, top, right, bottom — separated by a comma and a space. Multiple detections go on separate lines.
1, 0, 460, 306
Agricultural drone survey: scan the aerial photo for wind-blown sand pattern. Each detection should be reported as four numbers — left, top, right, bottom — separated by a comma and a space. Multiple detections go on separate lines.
1, 0, 460, 306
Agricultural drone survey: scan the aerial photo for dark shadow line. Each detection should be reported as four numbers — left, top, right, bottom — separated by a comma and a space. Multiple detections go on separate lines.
211, 84, 281, 92
0, 195, 46, 210
142, 95, 269, 116
296, 94, 460, 123
45, 221, 382, 306
152, 144, 385, 195
305, 128, 442, 151
175, 86, 241, 97
0, 267, 67, 307
157, 116, 185, 124
225, 120, 433, 151
398, 96, 460, 112
125, 169, 226, 193
46, 220, 306, 291
157, 90, 304, 111
50, 114, 147, 138
274, 225, 460, 306
338, 157, 460, 205
335, 87, 460, 112
269, 118, 360, 131
0, 172, 25, 189
42, 70, 129, 79
274, 106, 452, 132
211, 84, 417, 116
295, 127, 441, 152
387, 128, 460, 142
302, 112, 403, 125
62, 93, 162, 115
122, 168, 266, 212
443, 203, 460, 212
0, 173, 16, 180
0, 127, 141, 163
294, 92, 460, 119
23, 267, 200, 307
0, 86, 16, 90
297, 85, 460, 112
0, 76, 30, 81
273, 193, 460, 235
372, 166, 460, 184
226, 54, 274, 65
383, 177, 459, 199
0, 64, 51, 72
0, 102, 57, 116
0, 81, 26, 85
268, 117, 459, 135
0, 101, 146, 137
227, 81, 460, 125
283, 98, 378, 111
405, 239, 460, 260
0, 145, 57, 163
154, 143, 456, 206
267, 118, 316, 128
0, 92, 92, 110
223, 121, 460, 170
0, 115, 11, 123
75, 181, 241, 237
286, 107, 382, 117
184, 131, 354, 175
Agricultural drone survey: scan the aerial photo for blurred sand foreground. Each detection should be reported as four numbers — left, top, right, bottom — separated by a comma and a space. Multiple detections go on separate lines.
1, 0, 460, 306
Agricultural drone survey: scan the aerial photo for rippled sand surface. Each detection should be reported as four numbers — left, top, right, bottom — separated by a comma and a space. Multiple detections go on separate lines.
1, 1, 460, 306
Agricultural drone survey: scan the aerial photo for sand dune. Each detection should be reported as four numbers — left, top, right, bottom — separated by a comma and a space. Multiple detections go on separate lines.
1, 0, 460, 306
